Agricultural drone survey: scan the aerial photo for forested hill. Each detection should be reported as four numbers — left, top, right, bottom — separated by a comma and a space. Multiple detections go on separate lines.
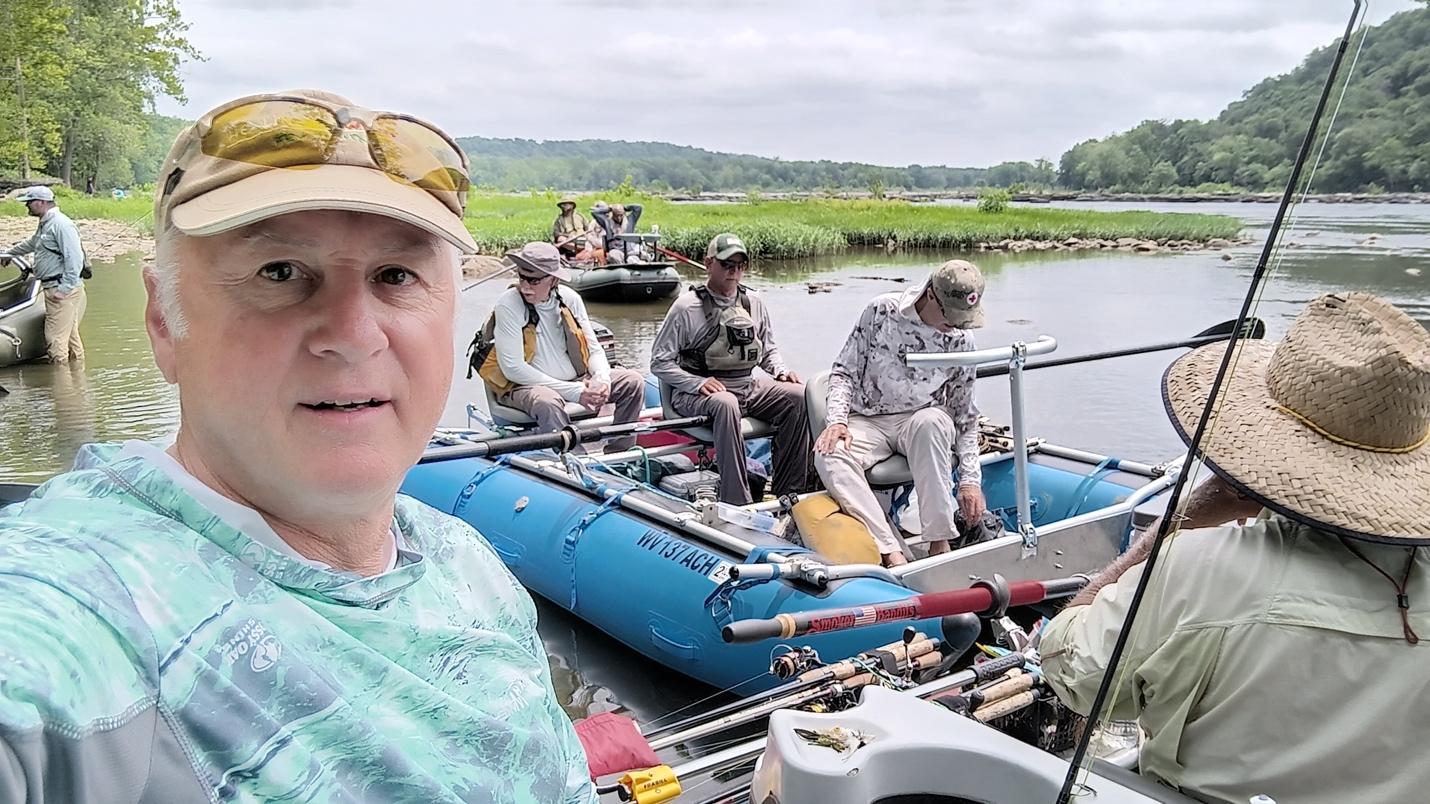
1059, 4, 1430, 193
453, 135, 1057, 193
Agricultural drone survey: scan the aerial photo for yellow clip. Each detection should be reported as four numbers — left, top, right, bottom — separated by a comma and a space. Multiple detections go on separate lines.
620, 764, 682, 804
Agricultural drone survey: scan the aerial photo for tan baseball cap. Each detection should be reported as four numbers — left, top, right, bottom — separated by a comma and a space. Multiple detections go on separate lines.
153, 89, 477, 253
929, 259, 985, 329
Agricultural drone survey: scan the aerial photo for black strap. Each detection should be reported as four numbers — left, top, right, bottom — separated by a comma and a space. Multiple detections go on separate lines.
1340, 539, 1420, 645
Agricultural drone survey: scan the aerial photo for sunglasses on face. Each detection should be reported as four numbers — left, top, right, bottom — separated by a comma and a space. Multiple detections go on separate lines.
193, 97, 471, 200
517, 273, 549, 285
718, 257, 749, 270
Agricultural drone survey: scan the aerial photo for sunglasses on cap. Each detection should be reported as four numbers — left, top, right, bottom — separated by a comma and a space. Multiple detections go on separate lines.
194, 96, 470, 199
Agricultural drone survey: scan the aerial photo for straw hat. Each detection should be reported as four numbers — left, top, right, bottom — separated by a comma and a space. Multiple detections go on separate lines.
1162, 292, 1430, 544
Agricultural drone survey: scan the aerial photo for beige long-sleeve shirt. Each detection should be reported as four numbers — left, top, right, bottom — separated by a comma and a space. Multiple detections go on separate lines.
1042, 512, 1430, 804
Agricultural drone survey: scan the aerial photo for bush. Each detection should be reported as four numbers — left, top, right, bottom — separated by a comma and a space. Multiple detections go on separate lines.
977, 188, 1011, 214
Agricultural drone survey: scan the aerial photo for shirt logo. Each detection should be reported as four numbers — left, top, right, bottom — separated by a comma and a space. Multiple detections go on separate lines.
250, 635, 282, 672
220, 618, 282, 673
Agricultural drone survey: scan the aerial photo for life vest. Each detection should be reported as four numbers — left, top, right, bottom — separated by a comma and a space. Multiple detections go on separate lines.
677, 285, 763, 379
468, 288, 591, 396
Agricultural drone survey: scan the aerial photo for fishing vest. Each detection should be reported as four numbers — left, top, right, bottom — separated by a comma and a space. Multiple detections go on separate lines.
468, 288, 591, 396
554, 212, 587, 247
677, 285, 763, 379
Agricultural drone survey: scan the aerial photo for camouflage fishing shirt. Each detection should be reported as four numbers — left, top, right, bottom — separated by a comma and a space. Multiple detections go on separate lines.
0, 443, 594, 804
826, 284, 982, 487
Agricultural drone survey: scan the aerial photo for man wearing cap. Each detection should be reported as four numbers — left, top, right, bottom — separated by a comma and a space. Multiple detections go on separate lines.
650, 233, 812, 505
552, 195, 592, 261
0, 91, 594, 803
478, 241, 644, 444
1042, 293, 1430, 804
1, 185, 88, 363
813, 260, 989, 567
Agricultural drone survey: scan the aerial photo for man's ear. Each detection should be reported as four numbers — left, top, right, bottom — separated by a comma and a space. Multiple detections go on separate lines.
143, 266, 178, 384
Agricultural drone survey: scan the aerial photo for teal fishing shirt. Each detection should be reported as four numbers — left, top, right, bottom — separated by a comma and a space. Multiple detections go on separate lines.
0, 443, 595, 803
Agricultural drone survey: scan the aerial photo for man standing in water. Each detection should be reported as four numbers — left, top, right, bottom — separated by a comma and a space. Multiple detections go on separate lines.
813, 260, 987, 566
0, 90, 593, 803
650, 233, 812, 504
1, 186, 88, 363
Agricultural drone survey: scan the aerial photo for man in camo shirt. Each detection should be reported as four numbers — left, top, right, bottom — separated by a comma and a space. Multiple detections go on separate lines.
814, 260, 988, 566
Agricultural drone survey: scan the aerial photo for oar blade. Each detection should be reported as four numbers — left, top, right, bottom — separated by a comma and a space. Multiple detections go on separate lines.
1195, 317, 1266, 340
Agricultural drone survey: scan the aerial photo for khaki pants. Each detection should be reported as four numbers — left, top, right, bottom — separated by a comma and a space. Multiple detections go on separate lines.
671, 377, 813, 505
502, 368, 646, 451
43, 285, 86, 364
814, 408, 958, 554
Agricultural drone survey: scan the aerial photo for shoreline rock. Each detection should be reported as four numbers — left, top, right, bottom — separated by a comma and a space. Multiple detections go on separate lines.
970, 235, 1255, 255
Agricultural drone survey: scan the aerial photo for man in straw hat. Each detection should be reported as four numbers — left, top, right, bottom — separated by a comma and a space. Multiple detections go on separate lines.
551, 194, 592, 261
475, 240, 644, 445
1042, 292, 1430, 804
814, 260, 989, 567
0, 91, 594, 802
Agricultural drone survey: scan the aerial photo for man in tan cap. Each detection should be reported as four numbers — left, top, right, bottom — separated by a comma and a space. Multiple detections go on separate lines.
650, 233, 812, 504
551, 195, 591, 261
0, 91, 594, 802
474, 240, 644, 444
1042, 293, 1430, 804
813, 260, 989, 567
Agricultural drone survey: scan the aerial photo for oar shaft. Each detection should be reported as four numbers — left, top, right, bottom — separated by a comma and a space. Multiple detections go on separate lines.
722, 577, 1086, 643
418, 415, 710, 463
977, 333, 1233, 378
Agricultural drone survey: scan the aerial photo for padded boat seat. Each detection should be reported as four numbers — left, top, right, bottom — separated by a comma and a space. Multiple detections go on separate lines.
805, 370, 914, 488
484, 383, 596, 428
658, 379, 775, 443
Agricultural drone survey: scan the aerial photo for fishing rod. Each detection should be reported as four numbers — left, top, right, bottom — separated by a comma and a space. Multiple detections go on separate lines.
614, 650, 1033, 804
419, 415, 710, 463
975, 317, 1266, 378
722, 574, 1088, 643
460, 261, 512, 293
1055, 3, 1367, 801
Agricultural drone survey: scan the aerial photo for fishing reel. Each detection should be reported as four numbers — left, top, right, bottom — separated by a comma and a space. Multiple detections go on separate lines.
769, 645, 822, 680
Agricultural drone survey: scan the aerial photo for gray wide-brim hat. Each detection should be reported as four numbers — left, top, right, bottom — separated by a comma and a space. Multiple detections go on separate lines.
1162, 292, 1430, 544
504, 241, 571, 281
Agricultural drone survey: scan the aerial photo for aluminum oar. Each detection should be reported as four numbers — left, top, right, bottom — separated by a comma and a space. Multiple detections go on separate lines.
419, 415, 710, 463
976, 317, 1266, 378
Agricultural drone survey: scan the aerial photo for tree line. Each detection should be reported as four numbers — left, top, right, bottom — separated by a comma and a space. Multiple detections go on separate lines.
3, 3, 1426, 195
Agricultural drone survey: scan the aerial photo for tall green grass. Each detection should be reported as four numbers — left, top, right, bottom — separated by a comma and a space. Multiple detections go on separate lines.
6, 187, 1243, 258
463, 193, 1241, 258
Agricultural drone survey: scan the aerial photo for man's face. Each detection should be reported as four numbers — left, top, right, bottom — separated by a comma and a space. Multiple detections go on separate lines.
147, 209, 458, 519
558, 203, 575, 216
705, 252, 748, 291
23, 200, 44, 218
516, 269, 556, 304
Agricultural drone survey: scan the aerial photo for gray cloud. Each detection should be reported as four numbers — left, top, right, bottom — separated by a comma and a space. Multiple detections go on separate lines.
156, 0, 1412, 166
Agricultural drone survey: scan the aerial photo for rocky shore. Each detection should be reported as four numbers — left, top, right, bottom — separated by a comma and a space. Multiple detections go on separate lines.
973, 235, 1255, 254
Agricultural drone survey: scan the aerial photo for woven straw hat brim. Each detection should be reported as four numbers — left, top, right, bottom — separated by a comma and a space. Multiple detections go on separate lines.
1163, 340, 1430, 545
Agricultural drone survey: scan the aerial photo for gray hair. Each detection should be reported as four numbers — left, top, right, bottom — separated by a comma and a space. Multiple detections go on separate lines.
149, 223, 189, 339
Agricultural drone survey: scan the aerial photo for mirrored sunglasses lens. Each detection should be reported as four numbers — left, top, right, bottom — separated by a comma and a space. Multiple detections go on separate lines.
370, 117, 471, 195
202, 101, 338, 168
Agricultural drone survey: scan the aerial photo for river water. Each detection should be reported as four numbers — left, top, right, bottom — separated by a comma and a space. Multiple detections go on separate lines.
1, 201, 1426, 727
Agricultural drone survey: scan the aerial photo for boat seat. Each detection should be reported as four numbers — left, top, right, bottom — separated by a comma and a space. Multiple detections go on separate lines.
805, 370, 913, 488
658, 379, 775, 443
484, 382, 596, 428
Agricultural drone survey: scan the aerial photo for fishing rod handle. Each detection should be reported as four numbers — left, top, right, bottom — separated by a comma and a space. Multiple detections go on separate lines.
722, 614, 794, 644
968, 651, 1027, 683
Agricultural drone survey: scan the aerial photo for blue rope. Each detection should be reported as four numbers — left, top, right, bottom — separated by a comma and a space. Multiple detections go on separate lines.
563, 491, 627, 609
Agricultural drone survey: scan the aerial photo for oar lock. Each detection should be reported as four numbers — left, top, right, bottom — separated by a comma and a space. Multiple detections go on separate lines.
969, 574, 1012, 619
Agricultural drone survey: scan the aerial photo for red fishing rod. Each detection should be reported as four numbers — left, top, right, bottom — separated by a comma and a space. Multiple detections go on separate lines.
721, 574, 1087, 643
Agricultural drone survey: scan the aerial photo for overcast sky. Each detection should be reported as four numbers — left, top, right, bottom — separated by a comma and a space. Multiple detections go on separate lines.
155, 0, 1412, 167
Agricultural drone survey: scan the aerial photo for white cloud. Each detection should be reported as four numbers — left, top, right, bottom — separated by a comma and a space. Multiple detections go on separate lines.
156, 0, 1413, 166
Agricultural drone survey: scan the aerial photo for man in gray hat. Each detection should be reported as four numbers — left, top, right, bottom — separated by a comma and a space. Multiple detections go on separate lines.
1, 186, 88, 363
476, 241, 644, 445
650, 233, 812, 504
1042, 293, 1430, 804
813, 260, 988, 567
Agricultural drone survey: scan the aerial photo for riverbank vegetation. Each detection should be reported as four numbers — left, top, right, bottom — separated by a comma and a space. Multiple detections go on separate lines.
1, 189, 1242, 260
463, 193, 1242, 258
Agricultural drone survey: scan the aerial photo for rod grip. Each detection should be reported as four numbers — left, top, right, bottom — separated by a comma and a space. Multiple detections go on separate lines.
722, 614, 795, 644
970, 651, 1027, 683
